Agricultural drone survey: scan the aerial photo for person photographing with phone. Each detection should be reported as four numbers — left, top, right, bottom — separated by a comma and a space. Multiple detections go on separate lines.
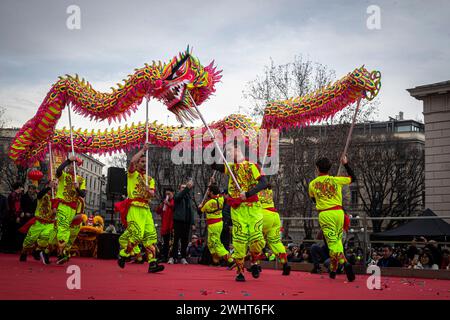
169, 178, 196, 265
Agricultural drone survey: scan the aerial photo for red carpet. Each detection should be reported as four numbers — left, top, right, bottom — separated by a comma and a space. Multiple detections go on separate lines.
0, 254, 449, 300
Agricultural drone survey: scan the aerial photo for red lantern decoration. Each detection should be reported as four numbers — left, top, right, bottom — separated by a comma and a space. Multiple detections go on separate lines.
28, 169, 44, 182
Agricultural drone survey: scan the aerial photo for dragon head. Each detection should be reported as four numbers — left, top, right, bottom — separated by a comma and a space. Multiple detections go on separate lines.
152, 47, 222, 124
348, 66, 382, 101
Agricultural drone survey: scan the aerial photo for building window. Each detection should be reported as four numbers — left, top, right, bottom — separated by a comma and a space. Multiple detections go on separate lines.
396, 125, 412, 132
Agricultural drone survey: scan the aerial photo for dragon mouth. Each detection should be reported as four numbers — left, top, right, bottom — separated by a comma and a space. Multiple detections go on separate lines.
160, 82, 199, 125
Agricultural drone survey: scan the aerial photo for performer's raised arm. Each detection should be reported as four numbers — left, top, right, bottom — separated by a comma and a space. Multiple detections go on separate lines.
340, 154, 356, 182
37, 186, 51, 200
129, 143, 150, 172
56, 154, 77, 178
245, 175, 268, 198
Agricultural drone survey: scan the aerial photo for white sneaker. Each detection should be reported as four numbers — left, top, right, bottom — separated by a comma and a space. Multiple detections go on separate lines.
180, 258, 188, 265
168, 257, 174, 264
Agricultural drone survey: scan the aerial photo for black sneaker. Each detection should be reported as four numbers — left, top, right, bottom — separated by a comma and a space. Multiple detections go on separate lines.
282, 263, 291, 276
250, 264, 260, 279
32, 250, 41, 261
329, 271, 336, 279
148, 262, 164, 273
40, 251, 50, 265
235, 273, 246, 282
117, 256, 126, 269
344, 263, 356, 282
19, 253, 27, 262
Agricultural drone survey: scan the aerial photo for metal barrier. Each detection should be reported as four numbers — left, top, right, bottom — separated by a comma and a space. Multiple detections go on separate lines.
278, 215, 450, 267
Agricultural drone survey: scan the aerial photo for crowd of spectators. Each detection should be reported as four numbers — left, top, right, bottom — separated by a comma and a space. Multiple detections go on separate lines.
277, 235, 450, 271
367, 237, 449, 270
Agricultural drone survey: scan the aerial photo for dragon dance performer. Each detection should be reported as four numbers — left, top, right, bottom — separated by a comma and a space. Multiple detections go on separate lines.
258, 185, 291, 276
308, 154, 356, 282
212, 141, 268, 282
198, 183, 235, 268
54, 155, 86, 264
116, 143, 164, 273
65, 197, 85, 254
19, 179, 57, 264
46, 199, 84, 264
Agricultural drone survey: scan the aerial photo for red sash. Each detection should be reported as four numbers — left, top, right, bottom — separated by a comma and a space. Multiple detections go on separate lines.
52, 198, 77, 210
343, 214, 350, 232
318, 205, 343, 213
114, 198, 148, 226
18, 217, 37, 234
318, 206, 350, 232
18, 217, 53, 234
207, 218, 222, 226
71, 214, 84, 227
226, 195, 259, 209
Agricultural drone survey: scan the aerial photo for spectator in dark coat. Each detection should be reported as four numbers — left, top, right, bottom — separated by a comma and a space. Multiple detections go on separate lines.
377, 245, 402, 268
20, 185, 37, 225
187, 234, 203, 258
0, 183, 23, 253
169, 180, 196, 265
220, 188, 232, 251
0, 193, 8, 226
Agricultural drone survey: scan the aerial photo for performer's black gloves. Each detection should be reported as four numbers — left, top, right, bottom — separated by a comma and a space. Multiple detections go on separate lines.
343, 163, 356, 182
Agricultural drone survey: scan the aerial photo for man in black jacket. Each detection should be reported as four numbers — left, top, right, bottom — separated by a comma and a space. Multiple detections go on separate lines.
20, 185, 37, 225
169, 179, 196, 265
220, 189, 232, 251
377, 245, 402, 268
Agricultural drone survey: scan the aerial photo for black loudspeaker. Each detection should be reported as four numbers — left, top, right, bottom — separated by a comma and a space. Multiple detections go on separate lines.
97, 233, 120, 259
106, 167, 127, 195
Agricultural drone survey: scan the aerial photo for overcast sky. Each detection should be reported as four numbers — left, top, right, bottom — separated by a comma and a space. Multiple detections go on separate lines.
1, 0, 449, 138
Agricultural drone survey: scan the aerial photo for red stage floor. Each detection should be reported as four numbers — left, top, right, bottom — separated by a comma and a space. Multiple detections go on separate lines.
0, 254, 449, 300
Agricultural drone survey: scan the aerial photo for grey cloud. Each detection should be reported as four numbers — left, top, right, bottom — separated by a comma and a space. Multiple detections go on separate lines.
0, 0, 449, 127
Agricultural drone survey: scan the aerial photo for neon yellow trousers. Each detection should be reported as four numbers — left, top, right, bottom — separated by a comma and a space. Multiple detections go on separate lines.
262, 209, 287, 264
22, 221, 54, 252
119, 205, 158, 263
47, 223, 80, 254
207, 221, 231, 262
55, 203, 76, 247
231, 204, 265, 272
318, 209, 347, 272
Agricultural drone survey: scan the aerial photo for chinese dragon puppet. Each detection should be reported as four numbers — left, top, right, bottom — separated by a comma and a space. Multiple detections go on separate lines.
9, 47, 381, 166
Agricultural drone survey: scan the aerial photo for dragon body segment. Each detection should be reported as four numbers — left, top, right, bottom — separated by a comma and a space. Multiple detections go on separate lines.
9, 49, 380, 166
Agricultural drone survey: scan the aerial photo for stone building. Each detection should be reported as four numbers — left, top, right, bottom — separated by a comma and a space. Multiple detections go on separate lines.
408, 80, 450, 218
0, 128, 23, 195
76, 154, 105, 215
